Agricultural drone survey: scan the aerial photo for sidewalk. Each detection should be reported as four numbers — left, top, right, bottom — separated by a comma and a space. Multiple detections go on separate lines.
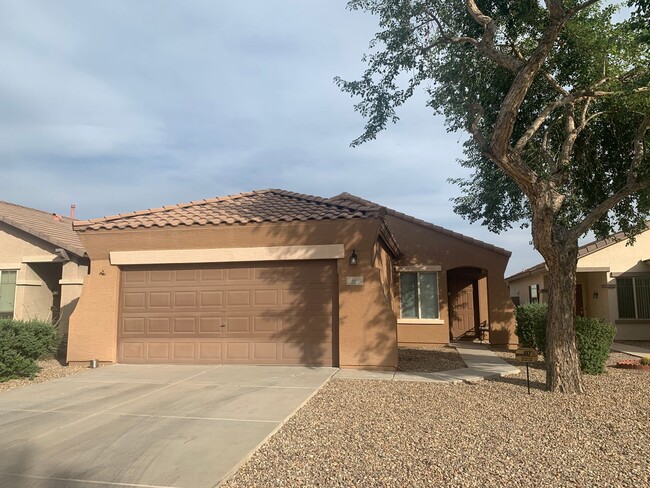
611, 342, 650, 358
334, 342, 520, 384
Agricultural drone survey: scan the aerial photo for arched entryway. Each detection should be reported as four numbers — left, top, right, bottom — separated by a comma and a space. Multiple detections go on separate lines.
447, 267, 489, 341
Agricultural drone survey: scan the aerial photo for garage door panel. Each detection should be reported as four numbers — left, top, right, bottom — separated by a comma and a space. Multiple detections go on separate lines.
281, 342, 331, 364
199, 342, 222, 360
227, 268, 251, 281
123, 317, 145, 334
123, 292, 147, 309
199, 316, 224, 333
148, 317, 171, 333
225, 316, 251, 333
199, 290, 224, 307
173, 317, 197, 334
149, 291, 172, 308
200, 268, 224, 282
119, 261, 336, 365
225, 342, 250, 361
150, 270, 173, 283
254, 289, 279, 306
147, 342, 171, 360
174, 291, 197, 307
278, 316, 333, 342
282, 288, 332, 311
124, 271, 147, 284
172, 342, 196, 360
175, 269, 199, 282
253, 316, 279, 333
121, 342, 144, 360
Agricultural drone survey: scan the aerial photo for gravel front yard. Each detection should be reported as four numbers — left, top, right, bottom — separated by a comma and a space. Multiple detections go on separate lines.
224, 352, 650, 487
0, 359, 88, 392
397, 345, 466, 373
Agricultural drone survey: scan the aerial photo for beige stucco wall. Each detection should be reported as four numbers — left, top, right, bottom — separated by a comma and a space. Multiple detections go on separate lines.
578, 232, 650, 340
0, 222, 86, 331
68, 219, 398, 369
385, 216, 516, 347
508, 230, 650, 340
508, 273, 546, 306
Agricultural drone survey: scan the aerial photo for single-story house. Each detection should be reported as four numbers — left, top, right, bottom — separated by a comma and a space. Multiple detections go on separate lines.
68, 190, 516, 369
0, 201, 88, 333
507, 224, 650, 340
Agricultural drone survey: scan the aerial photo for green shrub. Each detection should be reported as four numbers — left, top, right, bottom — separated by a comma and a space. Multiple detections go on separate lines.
0, 319, 62, 381
514, 305, 616, 375
640, 356, 650, 366
514, 304, 548, 351
574, 316, 616, 374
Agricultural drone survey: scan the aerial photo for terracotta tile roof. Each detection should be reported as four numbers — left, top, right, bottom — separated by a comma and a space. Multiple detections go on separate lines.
0, 201, 86, 257
73, 189, 377, 232
328, 192, 512, 257
505, 222, 650, 282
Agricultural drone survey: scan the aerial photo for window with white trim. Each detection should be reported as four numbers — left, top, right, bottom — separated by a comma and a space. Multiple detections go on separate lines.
617, 276, 650, 319
0, 270, 17, 319
399, 272, 439, 319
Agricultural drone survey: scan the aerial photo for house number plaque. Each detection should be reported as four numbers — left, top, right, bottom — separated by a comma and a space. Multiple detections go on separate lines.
346, 276, 364, 286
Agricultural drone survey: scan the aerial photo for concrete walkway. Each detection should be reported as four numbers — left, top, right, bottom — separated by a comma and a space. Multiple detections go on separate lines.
334, 342, 520, 384
611, 342, 650, 358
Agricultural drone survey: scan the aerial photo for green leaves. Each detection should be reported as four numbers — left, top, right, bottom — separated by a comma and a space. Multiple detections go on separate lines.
338, 0, 650, 240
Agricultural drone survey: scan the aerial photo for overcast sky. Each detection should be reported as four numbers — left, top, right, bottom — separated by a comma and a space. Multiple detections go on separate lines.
2, 0, 581, 275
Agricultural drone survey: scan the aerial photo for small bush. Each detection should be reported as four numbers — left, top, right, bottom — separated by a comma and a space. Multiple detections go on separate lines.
514, 304, 548, 351
640, 356, 650, 366
0, 319, 62, 381
514, 305, 616, 375
574, 317, 616, 375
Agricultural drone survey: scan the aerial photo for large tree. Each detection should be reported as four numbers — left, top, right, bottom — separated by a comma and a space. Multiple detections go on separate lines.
337, 0, 649, 393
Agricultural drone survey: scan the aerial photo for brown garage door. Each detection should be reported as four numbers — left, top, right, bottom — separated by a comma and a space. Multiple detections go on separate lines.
118, 261, 337, 365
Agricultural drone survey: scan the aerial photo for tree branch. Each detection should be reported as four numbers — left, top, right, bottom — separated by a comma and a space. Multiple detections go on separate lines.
571, 113, 650, 240
491, 5, 569, 160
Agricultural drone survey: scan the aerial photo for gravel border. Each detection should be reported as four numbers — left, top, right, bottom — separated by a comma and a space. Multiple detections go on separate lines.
224, 351, 650, 487
0, 359, 89, 392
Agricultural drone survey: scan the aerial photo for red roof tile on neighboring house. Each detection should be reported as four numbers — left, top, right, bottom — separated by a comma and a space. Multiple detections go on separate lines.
73, 189, 377, 232
0, 201, 86, 257
327, 192, 512, 257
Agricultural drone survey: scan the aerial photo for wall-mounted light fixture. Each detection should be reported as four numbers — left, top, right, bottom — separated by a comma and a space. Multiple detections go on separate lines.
349, 249, 358, 265
593, 291, 598, 299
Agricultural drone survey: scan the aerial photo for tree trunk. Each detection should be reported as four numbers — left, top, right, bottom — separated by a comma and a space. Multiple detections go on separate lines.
531, 203, 585, 394
544, 247, 584, 393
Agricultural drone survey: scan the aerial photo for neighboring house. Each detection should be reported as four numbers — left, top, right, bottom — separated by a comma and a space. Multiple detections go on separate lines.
68, 190, 515, 369
507, 225, 650, 340
0, 201, 88, 333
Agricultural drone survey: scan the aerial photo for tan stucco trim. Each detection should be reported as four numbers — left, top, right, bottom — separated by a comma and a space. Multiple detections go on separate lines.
109, 244, 346, 266
22, 255, 61, 263
16, 280, 42, 286
397, 318, 445, 325
0, 263, 21, 270
395, 265, 442, 272
576, 266, 610, 272
59, 279, 85, 285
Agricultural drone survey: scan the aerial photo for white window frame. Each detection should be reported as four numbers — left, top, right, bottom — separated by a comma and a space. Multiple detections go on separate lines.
399, 271, 440, 320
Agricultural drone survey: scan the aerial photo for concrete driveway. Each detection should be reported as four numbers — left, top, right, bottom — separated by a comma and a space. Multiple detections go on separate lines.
0, 364, 335, 488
